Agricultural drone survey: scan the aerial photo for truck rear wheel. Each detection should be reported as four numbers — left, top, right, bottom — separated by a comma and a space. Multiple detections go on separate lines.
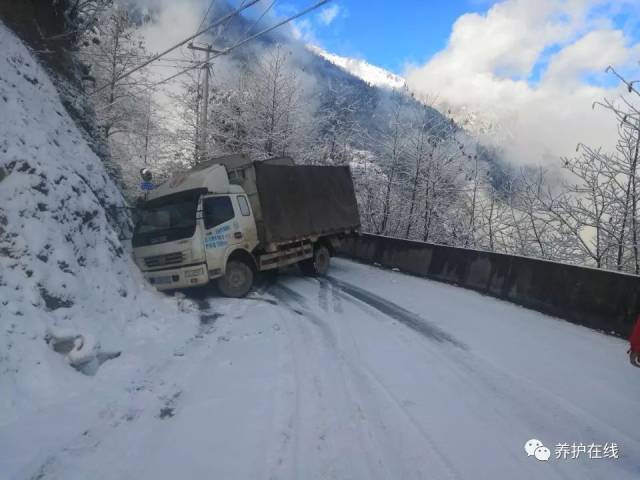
300, 245, 330, 276
217, 260, 254, 298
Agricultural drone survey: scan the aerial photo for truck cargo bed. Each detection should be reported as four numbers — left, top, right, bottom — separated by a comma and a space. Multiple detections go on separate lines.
253, 163, 360, 244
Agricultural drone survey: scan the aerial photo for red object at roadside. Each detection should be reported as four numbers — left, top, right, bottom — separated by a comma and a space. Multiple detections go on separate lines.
630, 315, 640, 353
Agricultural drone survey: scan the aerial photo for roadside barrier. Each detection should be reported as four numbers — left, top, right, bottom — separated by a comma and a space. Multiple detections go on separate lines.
338, 234, 640, 337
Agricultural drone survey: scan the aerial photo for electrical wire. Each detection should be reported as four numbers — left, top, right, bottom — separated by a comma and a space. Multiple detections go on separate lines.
80, 52, 202, 63
95, 0, 331, 112
156, 0, 329, 87
90, 0, 261, 96
245, 0, 277, 36
196, 0, 218, 35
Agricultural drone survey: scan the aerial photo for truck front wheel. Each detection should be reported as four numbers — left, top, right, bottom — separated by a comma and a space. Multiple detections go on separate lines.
300, 245, 330, 276
217, 260, 254, 298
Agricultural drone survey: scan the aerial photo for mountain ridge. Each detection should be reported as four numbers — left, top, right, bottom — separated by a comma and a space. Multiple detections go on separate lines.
306, 45, 406, 91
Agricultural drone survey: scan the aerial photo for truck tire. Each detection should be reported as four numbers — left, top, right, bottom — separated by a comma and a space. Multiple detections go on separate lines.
300, 245, 330, 276
217, 260, 254, 298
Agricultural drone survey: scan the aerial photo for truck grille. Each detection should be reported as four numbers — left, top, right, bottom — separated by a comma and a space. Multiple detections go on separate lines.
144, 252, 184, 268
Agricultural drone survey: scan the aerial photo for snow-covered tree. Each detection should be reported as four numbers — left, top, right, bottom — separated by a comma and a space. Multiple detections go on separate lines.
80, 6, 149, 139
79, 4, 171, 198
538, 145, 619, 268
202, 45, 318, 163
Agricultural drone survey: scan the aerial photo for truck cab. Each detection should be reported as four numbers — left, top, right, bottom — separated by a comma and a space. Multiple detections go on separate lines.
133, 164, 259, 295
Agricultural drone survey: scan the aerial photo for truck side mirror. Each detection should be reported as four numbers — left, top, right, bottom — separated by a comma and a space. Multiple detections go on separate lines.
140, 168, 153, 182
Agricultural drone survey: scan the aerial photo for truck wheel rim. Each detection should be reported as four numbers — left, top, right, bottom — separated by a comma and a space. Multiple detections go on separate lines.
229, 269, 246, 288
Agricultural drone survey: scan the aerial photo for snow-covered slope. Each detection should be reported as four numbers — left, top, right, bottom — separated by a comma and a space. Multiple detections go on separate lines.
307, 45, 406, 90
0, 22, 198, 425
306, 45, 505, 157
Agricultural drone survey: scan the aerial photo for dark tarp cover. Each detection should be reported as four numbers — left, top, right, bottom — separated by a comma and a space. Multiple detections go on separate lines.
254, 163, 360, 243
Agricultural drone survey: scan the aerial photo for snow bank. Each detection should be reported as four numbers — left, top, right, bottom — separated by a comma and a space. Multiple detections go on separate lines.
0, 22, 198, 425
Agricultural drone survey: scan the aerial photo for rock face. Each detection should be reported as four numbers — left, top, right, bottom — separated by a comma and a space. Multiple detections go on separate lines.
0, 22, 196, 423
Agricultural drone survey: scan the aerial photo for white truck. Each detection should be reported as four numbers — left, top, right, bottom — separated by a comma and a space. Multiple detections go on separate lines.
132, 155, 360, 297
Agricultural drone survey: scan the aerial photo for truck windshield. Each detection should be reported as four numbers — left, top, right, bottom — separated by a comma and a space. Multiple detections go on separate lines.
136, 200, 196, 234
133, 191, 201, 247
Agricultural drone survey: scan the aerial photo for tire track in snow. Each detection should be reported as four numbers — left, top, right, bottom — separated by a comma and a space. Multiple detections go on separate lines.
267, 285, 330, 479
318, 277, 329, 312
271, 283, 338, 348
327, 284, 465, 480
328, 278, 344, 314
327, 274, 640, 479
328, 276, 467, 349
329, 278, 572, 479
270, 279, 393, 479
277, 276, 469, 479
263, 300, 300, 480
319, 275, 555, 478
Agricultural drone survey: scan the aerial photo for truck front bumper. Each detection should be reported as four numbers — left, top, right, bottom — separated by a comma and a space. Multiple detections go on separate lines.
143, 263, 209, 291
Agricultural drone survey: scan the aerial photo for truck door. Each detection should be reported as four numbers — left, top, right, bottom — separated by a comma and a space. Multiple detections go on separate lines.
201, 195, 242, 277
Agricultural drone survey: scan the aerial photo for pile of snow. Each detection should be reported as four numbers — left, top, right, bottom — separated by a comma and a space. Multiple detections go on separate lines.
307, 45, 406, 90
0, 22, 198, 425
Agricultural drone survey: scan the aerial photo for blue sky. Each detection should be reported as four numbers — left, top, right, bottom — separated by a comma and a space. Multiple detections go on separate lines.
242, 0, 640, 166
255, 0, 640, 81
271, 0, 496, 73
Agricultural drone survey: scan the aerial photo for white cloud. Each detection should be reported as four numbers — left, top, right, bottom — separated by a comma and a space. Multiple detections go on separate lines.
543, 29, 629, 84
319, 4, 341, 25
289, 3, 342, 45
138, 0, 204, 52
290, 18, 318, 44
405, 0, 640, 166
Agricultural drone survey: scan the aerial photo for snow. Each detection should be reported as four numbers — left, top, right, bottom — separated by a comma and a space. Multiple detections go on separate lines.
1, 20, 639, 480
0, 21, 199, 425
308, 45, 406, 90
306, 45, 507, 152
2, 258, 638, 479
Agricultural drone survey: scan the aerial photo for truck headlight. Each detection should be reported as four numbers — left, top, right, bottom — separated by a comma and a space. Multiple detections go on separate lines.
185, 267, 204, 278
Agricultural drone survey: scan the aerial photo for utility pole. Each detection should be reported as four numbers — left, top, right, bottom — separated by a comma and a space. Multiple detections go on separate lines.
143, 94, 152, 165
188, 42, 221, 162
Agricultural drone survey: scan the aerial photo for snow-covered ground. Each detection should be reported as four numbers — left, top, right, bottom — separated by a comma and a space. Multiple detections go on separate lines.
2, 258, 638, 480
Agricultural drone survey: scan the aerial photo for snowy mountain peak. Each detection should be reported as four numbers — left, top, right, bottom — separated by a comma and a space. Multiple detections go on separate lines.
307, 45, 406, 90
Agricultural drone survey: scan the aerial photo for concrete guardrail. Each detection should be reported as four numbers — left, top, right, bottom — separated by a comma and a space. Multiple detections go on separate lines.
337, 233, 640, 338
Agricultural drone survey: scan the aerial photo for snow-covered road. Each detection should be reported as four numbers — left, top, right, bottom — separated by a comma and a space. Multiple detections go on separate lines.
2, 258, 639, 479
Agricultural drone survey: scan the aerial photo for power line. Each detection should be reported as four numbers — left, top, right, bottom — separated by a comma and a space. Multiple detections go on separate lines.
156, 0, 330, 87
95, 0, 331, 112
90, 0, 261, 96
218, 0, 250, 38
196, 0, 218, 34
196, 0, 253, 41
80, 52, 201, 63
245, 0, 277, 36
